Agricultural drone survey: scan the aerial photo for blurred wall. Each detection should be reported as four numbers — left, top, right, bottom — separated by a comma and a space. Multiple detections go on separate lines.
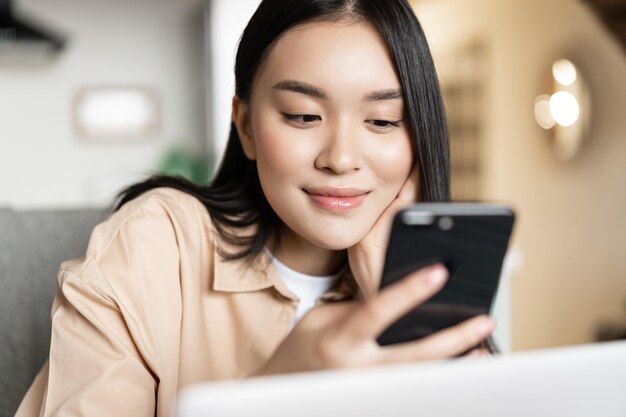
207, 0, 260, 166
0, 0, 205, 209
414, 0, 626, 349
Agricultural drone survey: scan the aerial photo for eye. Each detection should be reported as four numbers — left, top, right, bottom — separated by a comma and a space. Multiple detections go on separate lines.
282, 113, 322, 125
366, 119, 403, 129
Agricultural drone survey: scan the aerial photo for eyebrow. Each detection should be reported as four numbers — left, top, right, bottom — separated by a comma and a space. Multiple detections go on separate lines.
272, 80, 328, 99
271, 80, 403, 102
365, 89, 403, 101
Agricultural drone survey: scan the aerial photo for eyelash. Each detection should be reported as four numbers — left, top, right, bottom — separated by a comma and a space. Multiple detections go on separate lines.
368, 119, 402, 129
282, 113, 321, 124
281, 113, 402, 129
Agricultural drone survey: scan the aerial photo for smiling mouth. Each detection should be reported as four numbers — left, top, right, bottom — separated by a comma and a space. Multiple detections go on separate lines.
303, 187, 370, 212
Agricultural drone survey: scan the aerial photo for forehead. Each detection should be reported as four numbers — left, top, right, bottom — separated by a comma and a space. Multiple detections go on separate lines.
254, 20, 402, 95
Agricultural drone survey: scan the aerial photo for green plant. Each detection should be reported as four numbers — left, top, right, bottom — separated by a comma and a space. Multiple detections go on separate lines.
158, 146, 214, 185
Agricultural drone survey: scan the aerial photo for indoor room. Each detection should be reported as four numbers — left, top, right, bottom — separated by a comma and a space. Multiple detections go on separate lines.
1, 0, 625, 416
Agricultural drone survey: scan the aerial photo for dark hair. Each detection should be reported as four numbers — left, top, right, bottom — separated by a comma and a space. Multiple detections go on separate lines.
114, 0, 450, 260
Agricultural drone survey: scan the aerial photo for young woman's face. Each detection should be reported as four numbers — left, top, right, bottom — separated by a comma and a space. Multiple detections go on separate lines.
239, 21, 414, 250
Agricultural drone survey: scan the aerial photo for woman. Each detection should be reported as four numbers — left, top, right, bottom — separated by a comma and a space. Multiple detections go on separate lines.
16, 0, 495, 416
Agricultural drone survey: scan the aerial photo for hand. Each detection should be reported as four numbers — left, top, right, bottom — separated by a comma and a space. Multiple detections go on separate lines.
347, 165, 419, 299
464, 348, 491, 358
252, 265, 496, 376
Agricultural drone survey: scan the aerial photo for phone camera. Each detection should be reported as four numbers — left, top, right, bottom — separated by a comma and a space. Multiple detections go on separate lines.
402, 211, 435, 226
438, 216, 454, 231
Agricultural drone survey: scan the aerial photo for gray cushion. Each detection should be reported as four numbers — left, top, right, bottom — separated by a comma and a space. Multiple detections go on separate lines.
0, 207, 106, 417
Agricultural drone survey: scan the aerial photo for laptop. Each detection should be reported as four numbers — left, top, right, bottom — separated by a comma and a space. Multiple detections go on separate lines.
176, 340, 626, 417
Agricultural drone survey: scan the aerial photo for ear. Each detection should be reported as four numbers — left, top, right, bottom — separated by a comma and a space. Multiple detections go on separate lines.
232, 96, 256, 160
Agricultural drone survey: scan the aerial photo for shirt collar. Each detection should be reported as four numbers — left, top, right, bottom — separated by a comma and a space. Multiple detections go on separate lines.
212, 245, 356, 303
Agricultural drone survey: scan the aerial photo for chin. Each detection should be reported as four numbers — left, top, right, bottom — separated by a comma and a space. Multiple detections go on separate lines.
304, 229, 365, 251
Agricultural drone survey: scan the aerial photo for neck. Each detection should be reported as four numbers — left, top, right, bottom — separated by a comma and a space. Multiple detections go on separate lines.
271, 230, 346, 277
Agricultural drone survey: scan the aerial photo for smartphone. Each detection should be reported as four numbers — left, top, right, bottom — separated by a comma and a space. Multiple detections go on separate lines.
377, 203, 515, 347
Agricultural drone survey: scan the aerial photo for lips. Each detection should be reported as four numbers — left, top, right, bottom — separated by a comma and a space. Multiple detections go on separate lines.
303, 187, 369, 212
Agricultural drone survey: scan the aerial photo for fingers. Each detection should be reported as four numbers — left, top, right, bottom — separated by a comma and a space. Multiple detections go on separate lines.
346, 164, 420, 299
358, 165, 419, 249
379, 315, 496, 363
464, 348, 490, 358
372, 165, 420, 235
339, 264, 448, 341
383, 165, 419, 219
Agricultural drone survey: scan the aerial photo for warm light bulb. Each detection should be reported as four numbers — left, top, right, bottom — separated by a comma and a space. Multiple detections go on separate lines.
549, 91, 580, 127
552, 59, 577, 86
535, 95, 555, 129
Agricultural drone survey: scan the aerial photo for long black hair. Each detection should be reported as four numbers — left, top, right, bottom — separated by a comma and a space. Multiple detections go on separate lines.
114, 0, 450, 260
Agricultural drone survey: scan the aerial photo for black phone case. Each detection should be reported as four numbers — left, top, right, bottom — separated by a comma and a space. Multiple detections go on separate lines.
377, 203, 515, 346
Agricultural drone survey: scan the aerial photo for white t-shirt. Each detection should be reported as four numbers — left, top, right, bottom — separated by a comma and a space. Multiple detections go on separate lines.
269, 252, 343, 331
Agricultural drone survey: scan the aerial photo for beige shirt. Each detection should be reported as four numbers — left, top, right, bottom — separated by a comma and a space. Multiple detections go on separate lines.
16, 188, 355, 417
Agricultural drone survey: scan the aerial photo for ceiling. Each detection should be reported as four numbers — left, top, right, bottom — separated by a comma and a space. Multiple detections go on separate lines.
410, 0, 626, 54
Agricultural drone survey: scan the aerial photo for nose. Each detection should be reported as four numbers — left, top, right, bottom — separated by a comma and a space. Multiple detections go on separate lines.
314, 119, 361, 175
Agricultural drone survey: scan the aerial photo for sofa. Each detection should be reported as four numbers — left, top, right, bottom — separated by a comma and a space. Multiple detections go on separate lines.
0, 207, 106, 417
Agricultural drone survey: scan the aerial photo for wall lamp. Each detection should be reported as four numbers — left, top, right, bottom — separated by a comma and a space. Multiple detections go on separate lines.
534, 59, 591, 160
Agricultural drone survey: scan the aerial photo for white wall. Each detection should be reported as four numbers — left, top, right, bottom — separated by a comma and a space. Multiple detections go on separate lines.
207, 0, 261, 166
413, 0, 626, 350
0, 0, 204, 209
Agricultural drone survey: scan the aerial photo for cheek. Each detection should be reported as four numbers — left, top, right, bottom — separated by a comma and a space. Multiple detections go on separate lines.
252, 116, 322, 202
366, 134, 414, 189
254, 118, 304, 180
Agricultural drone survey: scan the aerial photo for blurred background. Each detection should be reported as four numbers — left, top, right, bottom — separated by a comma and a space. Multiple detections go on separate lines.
1, 0, 625, 352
